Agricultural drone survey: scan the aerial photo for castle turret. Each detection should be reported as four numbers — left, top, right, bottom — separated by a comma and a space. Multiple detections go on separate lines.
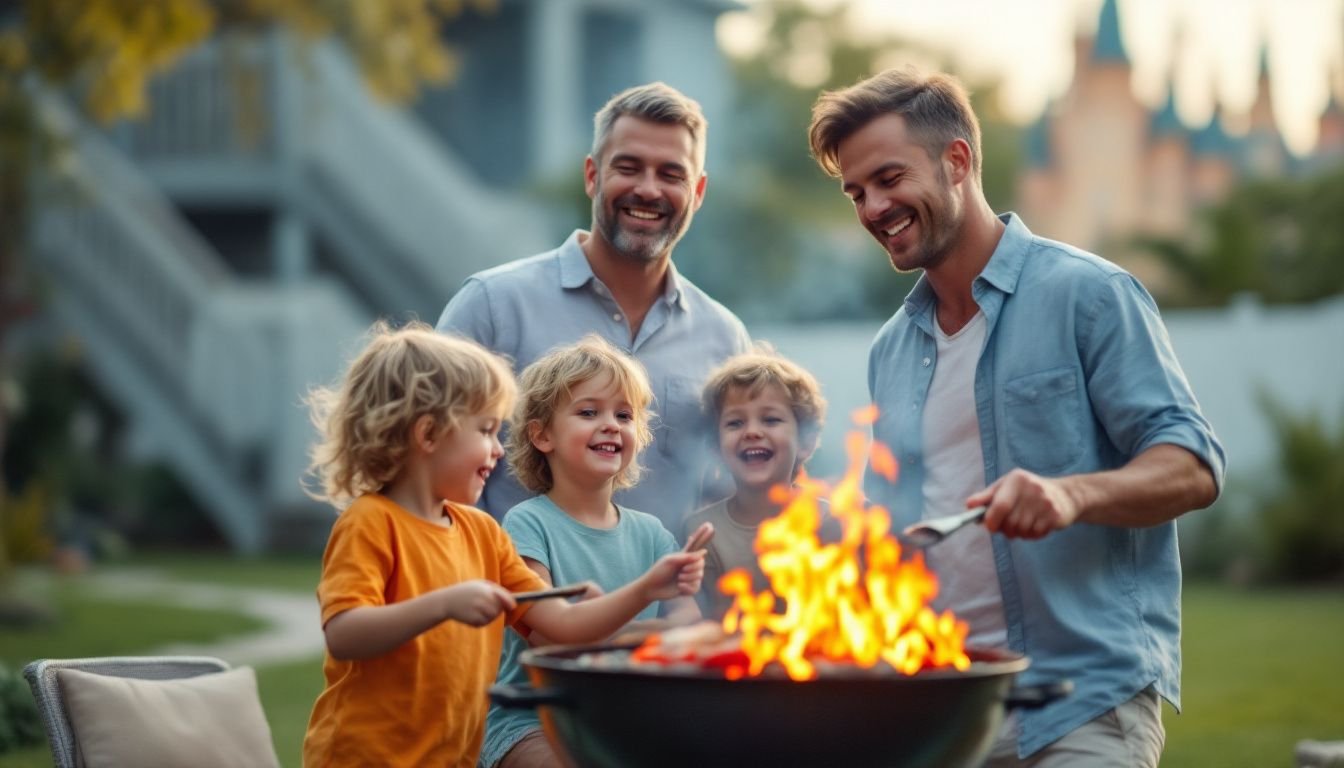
1191, 109, 1240, 204
1313, 67, 1344, 166
1017, 111, 1058, 230
1145, 89, 1191, 236
1241, 45, 1290, 176
1048, 0, 1148, 252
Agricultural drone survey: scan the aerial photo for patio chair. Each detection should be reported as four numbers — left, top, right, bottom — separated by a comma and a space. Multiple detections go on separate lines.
22, 655, 280, 768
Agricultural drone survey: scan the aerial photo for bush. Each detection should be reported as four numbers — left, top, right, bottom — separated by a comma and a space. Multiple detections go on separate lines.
1178, 495, 1262, 584
1256, 393, 1344, 583
0, 661, 43, 756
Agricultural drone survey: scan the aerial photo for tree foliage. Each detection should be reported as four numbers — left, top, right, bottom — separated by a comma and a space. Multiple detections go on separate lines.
2, 0, 491, 121
1136, 164, 1344, 307
1256, 391, 1344, 583
0, 0, 493, 532
681, 0, 1022, 321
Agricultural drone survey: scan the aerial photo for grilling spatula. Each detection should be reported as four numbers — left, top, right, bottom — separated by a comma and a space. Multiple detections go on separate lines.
899, 506, 988, 549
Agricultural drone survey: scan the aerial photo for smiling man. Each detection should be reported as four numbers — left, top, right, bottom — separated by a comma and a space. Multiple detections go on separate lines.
438, 83, 750, 535
808, 67, 1225, 767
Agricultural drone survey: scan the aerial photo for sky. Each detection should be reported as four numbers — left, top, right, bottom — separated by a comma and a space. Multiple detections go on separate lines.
717, 0, 1344, 155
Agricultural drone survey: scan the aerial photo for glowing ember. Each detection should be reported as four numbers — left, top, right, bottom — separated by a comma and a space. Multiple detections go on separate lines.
640, 408, 970, 681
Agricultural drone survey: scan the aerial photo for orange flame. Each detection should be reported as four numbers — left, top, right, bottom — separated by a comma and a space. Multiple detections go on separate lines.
717, 412, 970, 681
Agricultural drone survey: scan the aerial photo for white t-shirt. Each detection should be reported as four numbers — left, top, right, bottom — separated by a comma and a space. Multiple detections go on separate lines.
921, 311, 1008, 649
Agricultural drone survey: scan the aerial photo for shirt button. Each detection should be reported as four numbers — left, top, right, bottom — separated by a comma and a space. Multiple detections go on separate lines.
612, 313, 622, 322
922, 357, 931, 367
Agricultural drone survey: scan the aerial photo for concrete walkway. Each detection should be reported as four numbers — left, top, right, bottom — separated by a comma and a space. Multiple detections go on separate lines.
23, 566, 326, 667
95, 568, 326, 667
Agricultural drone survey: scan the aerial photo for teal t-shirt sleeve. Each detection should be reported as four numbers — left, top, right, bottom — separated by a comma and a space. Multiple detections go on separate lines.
501, 499, 553, 572
653, 523, 678, 560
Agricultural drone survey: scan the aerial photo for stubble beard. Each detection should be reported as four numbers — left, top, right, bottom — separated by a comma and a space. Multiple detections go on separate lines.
884, 174, 963, 274
594, 190, 691, 264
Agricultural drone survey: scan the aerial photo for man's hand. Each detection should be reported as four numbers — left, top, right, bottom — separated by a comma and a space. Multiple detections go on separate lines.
966, 469, 1082, 540
441, 580, 516, 626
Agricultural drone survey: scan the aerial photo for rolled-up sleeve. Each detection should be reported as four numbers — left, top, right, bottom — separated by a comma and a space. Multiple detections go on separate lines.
1081, 273, 1227, 494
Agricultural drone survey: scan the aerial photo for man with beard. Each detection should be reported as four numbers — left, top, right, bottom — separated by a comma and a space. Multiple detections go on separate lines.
808, 67, 1224, 767
438, 82, 750, 534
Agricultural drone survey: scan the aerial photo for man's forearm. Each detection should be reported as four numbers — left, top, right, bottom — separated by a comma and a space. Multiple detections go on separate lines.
1070, 444, 1218, 528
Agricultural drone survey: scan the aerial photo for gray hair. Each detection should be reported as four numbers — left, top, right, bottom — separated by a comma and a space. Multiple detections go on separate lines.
592, 82, 708, 172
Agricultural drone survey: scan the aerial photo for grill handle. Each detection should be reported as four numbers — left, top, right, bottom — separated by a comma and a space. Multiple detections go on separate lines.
1004, 680, 1074, 710
489, 683, 574, 710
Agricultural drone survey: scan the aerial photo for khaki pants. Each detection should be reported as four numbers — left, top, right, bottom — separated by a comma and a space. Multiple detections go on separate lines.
983, 686, 1165, 768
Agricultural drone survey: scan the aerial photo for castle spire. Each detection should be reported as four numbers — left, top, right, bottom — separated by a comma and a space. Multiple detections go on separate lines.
1093, 0, 1128, 64
1150, 87, 1184, 139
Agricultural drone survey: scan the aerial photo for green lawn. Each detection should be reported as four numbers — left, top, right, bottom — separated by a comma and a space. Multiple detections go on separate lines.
255, 656, 326, 767
2, 561, 1341, 767
1163, 582, 1344, 767
0, 592, 266, 666
0, 558, 323, 768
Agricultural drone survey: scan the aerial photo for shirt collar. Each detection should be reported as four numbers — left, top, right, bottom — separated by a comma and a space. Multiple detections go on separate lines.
557, 229, 687, 310
557, 230, 596, 289
661, 260, 687, 310
903, 212, 1031, 317
976, 212, 1031, 296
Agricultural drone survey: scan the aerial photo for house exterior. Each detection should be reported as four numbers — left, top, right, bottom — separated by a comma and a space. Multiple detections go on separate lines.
26, 0, 741, 552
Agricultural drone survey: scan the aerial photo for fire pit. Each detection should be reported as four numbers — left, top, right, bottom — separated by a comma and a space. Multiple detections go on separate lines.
492, 413, 1070, 766
491, 641, 1068, 768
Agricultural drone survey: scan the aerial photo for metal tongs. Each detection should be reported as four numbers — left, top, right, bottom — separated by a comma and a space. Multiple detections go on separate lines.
900, 507, 988, 549
512, 584, 589, 603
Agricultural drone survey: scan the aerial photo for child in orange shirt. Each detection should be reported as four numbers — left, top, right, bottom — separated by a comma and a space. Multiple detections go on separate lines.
300, 322, 704, 768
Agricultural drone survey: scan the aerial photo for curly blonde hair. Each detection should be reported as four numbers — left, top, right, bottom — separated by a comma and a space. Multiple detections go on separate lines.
700, 345, 828, 478
304, 321, 516, 509
508, 335, 654, 494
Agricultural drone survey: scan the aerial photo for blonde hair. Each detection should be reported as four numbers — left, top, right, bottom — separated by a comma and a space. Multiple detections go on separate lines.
508, 335, 655, 494
304, 321, 516, 509
701, 345, 828, 477
808, 65, 982, 180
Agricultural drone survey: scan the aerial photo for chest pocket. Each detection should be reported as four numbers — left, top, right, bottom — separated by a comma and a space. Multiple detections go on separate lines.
1003, 366, 1084, 475
654, 376, 706, 467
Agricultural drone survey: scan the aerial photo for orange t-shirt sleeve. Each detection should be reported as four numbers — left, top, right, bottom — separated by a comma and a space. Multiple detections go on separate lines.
317, 507, 394, 627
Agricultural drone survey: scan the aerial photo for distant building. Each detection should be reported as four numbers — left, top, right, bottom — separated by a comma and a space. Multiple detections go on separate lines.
1015, 0, 1344, 284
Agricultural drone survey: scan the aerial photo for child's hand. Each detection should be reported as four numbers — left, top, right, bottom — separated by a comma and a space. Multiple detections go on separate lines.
441, 580, 516, 627
684, 522, 715, 553
640, 551, 706, 602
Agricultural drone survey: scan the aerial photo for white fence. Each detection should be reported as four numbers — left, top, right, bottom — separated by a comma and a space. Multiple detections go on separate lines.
752, 293, 1344, 502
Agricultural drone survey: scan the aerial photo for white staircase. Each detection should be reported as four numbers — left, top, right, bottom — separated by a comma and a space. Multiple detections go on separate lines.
29, 92, 371, 552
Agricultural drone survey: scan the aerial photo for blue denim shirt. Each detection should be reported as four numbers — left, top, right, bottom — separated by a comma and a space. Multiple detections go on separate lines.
437, 230, 752, 532
865, 214, 1225, 757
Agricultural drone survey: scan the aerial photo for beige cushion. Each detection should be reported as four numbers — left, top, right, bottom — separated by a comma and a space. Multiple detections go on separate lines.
56, 666, 281, 768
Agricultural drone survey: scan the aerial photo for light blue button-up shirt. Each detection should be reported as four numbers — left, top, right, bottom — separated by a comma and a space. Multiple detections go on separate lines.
865, 214, 1226, 757
437, 230, 752, 533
